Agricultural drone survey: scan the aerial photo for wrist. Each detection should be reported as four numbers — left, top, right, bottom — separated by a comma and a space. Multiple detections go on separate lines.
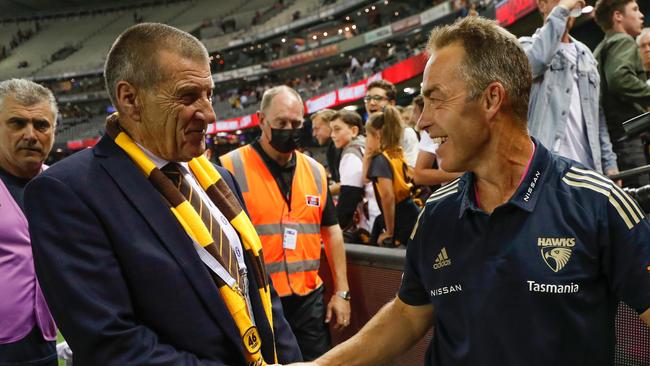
335, 290, 351, 301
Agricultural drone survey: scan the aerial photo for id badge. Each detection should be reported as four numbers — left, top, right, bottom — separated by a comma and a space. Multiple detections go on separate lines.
283, 227, 298, 250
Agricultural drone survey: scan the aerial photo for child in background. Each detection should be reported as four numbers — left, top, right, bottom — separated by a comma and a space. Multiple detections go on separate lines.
365, 106, 420, 247
330, 110, 380, 244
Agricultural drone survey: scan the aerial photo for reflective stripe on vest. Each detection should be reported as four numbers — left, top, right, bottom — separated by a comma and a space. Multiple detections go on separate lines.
266, 259, 321, 274
221, 145, 327, 296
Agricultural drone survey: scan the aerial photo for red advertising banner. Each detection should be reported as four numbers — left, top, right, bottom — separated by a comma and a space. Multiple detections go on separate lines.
496, 0, 537, 27
208, 113, 260, 133
215, 53, 430, 132
66, 136, 100, 150
382, 52, 428, 85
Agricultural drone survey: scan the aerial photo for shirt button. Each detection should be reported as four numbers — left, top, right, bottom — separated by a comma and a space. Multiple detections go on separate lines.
566, 88, 570, 93
561, 111, 566, 116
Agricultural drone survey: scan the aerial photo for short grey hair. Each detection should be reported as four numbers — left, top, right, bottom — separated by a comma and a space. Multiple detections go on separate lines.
260, 85, 304, 114
637, 28, 650, 46
0, 79, 58, 122
104, 22, 210, 107
427, 16, 531, 122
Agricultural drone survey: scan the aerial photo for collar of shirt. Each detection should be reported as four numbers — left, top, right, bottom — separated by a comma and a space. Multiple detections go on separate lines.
459, 138, 551, 218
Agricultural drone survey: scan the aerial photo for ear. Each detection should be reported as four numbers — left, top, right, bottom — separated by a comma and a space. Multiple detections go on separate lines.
115, 81, 141, 122
613, 9, 623, 23
482, 81, 505, 120
351, 125, 359, 136
257, 110, 265, 126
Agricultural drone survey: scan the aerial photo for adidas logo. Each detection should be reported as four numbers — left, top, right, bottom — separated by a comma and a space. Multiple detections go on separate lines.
433, 247, 451, 270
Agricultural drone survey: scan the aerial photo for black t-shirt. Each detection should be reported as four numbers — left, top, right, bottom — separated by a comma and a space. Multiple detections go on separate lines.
367, 154, 393, 182
251, 140, 338, 226
326, 139, 341, 183
0, 167, 29, 212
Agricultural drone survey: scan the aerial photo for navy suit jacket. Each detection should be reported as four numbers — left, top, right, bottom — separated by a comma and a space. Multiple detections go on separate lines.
24, 136, 302, 365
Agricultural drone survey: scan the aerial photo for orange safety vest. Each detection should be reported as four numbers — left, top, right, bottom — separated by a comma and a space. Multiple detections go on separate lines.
221, 145, 327, 297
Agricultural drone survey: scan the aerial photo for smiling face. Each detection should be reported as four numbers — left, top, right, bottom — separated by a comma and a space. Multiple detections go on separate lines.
364, 87, 392, 114
0, 96, 55, 179
133, 50, 216, 162
417, 43, 489, 173
330, 118, 358, 149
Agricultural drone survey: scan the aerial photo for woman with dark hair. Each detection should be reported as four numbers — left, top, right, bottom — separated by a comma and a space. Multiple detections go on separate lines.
365, 106, 420, 247
330, 110, 379, 244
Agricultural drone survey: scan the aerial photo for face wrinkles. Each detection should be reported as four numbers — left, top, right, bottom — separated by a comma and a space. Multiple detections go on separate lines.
261, 92, 303, 142
136, 51, 215, 162
0, 96, 55, 178
418, 43, 487, 173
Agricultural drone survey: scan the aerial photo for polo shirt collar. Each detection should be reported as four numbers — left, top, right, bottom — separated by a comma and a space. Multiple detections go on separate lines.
459, 138, 550, 217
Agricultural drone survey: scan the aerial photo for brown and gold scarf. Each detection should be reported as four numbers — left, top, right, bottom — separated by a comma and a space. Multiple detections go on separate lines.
105, 116, 275, 366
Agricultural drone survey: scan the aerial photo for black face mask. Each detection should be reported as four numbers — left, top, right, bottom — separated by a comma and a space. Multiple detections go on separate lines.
270, 127, 303, 153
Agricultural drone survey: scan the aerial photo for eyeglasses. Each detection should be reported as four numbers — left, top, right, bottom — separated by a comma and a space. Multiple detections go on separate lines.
363, 95, 389, 102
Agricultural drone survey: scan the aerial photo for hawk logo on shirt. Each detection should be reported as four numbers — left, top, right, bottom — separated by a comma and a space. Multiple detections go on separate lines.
538, 237, 575, 272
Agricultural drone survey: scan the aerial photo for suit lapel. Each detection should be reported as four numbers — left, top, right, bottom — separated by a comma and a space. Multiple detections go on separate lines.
93, 136, 242, 348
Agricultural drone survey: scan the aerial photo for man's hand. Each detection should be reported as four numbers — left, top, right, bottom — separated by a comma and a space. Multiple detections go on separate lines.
605, 168, 622, 187
377, 231, 394, 247
326, 294, 351, 330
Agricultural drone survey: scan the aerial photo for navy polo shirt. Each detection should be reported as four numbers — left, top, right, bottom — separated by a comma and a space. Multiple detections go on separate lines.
399, 140, 650, 365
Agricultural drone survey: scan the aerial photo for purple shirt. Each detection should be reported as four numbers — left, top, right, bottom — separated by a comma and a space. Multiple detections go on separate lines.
0, 174, 56, 343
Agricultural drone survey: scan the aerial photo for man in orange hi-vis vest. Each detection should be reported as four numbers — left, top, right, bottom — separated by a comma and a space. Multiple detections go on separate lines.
221, 86, 351, 361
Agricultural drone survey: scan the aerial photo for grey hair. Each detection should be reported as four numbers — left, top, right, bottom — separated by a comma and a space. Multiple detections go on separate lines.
104, 22, 209, 107
260, 85, 304, 114
0, 79, 58, 122
637, 28, 650, 46
427, 16, 532, 122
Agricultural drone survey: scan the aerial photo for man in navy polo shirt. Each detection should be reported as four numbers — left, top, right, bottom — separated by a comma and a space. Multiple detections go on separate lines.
283, 15, 650, 366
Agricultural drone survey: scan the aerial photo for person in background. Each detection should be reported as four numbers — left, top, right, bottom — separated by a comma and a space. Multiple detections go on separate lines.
637, 28, 650, 77
311, 109, 341, 193
401, 105, 415, 129
364, 80, 419, 167
329, 109, 380, 244
520, 0, 619, 177
412, 95, 462, 186
220, 86, 351, 361
594, 0, 649, 186
0, 79, 57, 366
365, 105, 420, 247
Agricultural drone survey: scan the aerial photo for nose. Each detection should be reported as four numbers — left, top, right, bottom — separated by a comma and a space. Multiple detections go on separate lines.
197, 99, 217, 125
417, 103, 444, 136
22, 123, 37, 142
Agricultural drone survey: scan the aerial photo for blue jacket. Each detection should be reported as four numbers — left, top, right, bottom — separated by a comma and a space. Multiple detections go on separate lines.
24, 136, 302, 365
520, 6, 617, 174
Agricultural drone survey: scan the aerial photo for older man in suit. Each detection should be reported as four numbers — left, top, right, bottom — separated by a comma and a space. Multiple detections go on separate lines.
24, 23, 301, 365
